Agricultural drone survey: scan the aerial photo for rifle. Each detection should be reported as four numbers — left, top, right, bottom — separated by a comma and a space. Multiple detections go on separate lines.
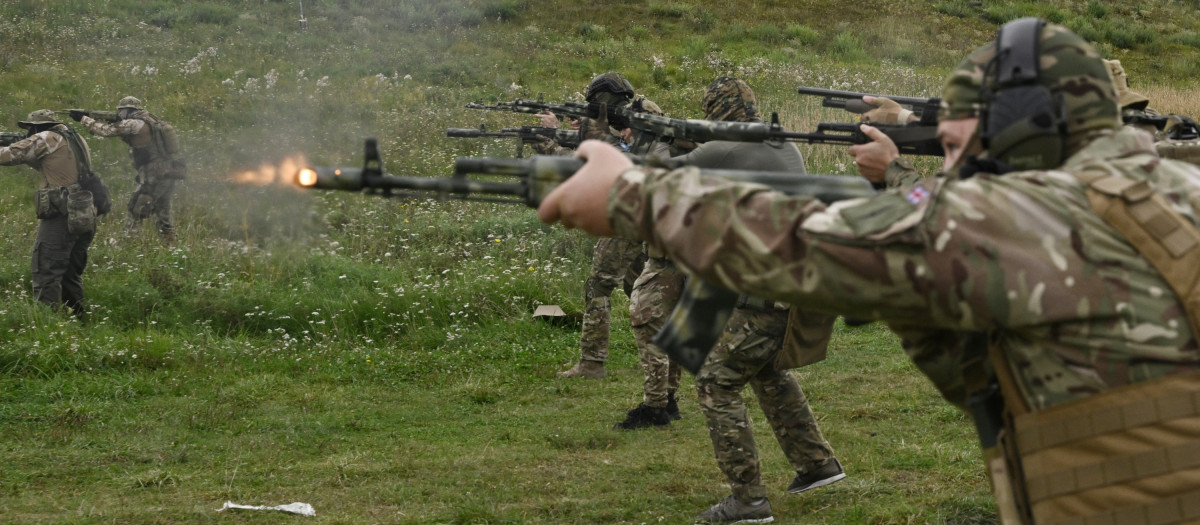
0, 131, 25, 146
297, 138, 877, 372
796, 86, 941, 121
446, 125, 581, 158
57, 109, 121, 123
1124, 113, 1200, 141
472, 98, 944, 156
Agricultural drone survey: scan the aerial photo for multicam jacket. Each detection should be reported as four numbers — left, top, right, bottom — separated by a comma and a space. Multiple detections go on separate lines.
608, 126, 1200, 411
0, 128, 87, 188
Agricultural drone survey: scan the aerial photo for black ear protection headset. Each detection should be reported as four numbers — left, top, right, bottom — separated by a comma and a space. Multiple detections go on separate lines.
978, 17, 1068, 173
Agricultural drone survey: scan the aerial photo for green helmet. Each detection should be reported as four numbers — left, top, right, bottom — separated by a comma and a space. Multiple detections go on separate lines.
585, 72, 635, 107
701, 76, 759, 122
17, 109, 59, 129
118, 96, 144, 110
940, 19, 1119, 171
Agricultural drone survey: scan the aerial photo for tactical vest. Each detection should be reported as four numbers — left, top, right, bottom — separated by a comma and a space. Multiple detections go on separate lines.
986, 168, 1200, 525
124, 112, 178, 168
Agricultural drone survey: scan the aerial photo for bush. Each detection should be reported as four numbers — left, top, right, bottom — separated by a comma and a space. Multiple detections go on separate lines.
934, 0, 975, 18
830, 32, 868, 62
482, 0, 525, 21
784, 24, 820, 47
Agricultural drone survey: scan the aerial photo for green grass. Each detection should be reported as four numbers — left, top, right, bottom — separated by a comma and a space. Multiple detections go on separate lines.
0, 0, 1197, 522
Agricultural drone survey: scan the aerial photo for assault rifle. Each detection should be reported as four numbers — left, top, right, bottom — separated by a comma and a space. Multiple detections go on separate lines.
297, 138, 878, 372
0, 131, 25, 146
57, 109, 121, 123
446, 125, 581, 158
1124, 113, 1200, 141
796, 86, 941, 121
471, 98, 944, 156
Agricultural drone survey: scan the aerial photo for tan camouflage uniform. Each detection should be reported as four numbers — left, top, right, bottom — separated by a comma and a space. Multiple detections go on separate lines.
0, 111, 96, 316
605, 23, 1200, 524
81, 99, 181, 240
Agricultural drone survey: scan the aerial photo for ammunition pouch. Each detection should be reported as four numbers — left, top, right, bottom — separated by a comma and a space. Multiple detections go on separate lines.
129, 192, 155, 219
66, 185, 96, 235
773, 308, 835, 370
78, 171, 111, 216
35, 187, 68, 220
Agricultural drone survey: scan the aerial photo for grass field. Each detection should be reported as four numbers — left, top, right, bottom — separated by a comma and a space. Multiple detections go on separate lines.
1, 1, 1198, 523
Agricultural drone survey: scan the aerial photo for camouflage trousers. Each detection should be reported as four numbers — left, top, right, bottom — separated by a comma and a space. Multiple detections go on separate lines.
32, 215, 94, 317
696, 306, 834, 503
127, 176, 177, 238
630, 257, 684, 407
577, 237, 646, 363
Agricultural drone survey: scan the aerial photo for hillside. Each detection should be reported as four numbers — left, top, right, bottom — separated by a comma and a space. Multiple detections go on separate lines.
1, 1, 1198, 523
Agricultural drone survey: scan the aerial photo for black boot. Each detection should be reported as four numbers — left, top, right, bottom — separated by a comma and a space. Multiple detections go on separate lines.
613, 403, 671, 430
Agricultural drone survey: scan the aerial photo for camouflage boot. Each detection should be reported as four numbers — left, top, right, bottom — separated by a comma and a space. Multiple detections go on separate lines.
558, 360, 606, 379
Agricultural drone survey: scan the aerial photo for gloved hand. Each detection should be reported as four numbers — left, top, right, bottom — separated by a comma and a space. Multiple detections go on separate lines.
69, 110, 86, 122
860, 96, 913, 125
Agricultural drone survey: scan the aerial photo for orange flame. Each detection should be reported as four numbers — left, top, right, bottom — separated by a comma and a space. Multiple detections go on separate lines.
233, 154, 308, 186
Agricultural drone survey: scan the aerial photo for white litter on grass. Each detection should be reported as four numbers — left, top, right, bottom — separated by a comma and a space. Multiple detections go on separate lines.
216, 501, 316, 516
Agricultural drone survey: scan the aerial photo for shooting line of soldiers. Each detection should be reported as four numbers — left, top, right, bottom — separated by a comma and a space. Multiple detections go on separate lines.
299, 17, 1200, 525
5, 14, 1200, 525
0, 97, 184, 321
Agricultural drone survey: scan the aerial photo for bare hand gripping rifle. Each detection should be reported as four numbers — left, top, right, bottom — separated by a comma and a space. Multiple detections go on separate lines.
446, 125, 581, 158
297, 138, 877, 373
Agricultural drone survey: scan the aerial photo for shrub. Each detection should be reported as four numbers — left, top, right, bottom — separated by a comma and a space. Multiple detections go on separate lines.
482, 0, 525, 21
784, 24, 820, 47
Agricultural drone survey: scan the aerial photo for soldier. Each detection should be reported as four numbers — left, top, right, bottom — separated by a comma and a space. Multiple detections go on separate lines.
0, 110, 100, 318
71, 96, 185, 242
539, 19, 1200, 525
553, 73, 666, 380
675, 77, 844, 524
1105, 59, 1200, 167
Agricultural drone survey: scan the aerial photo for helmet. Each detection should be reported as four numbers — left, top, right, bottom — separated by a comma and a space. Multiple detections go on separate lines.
1103, 59, 1150, 111
701, 76, 759, 122
940, 18, 1119, 171
118, 96, 144, 110
585, 72, 635, 106
17, 109, 59, 129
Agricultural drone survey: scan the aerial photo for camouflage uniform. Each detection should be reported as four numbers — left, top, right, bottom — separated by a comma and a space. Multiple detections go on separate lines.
80, 97, 183, 240
682, 78, 840, 510
557, 74, 664, 379
606, 23, 1200, 524
0, 111, 97, 317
